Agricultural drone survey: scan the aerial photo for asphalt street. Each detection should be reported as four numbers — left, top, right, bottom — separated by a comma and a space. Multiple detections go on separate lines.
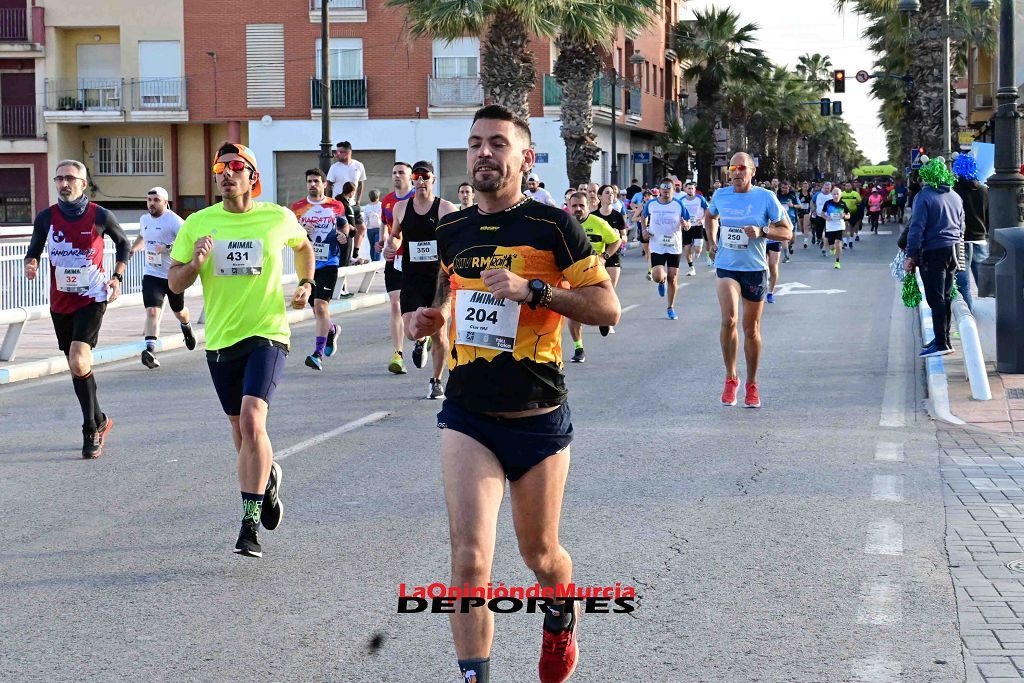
0, 225, 964, 682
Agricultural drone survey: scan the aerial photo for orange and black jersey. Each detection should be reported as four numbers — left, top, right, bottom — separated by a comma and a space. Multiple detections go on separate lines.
437, 198, 609, 413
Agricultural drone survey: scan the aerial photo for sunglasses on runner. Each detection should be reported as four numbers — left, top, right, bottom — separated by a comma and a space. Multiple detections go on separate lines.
727, 164, 750, 172
212, 159, 254, 175
412, 171, 431, 181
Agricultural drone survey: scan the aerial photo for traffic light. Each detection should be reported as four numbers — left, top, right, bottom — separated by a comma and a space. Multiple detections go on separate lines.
832, 101, 843, 116
820, 97, 831, 116
834, 70, 846, 93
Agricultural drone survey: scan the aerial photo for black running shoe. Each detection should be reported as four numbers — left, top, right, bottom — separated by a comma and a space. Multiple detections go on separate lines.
262, 461, 284, 531
599, 326, 610, 337
571, 348, 586, 363
234, 519, 263, 558
82, 415, 113, 459
141, 349, 160, 369
182, 325, 196, 351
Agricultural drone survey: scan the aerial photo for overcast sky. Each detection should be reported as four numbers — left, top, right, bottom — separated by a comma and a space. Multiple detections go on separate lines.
687, 0, 887, 164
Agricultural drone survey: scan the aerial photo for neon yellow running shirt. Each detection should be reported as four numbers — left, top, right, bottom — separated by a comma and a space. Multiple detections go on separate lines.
170, 201, 306, 351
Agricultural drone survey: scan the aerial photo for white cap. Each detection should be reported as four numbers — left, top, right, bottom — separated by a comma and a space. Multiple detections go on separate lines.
147, 186, 169, 200
527, 173, 540, 182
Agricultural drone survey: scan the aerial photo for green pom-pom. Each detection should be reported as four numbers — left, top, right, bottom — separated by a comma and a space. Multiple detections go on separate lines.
919, 157, 956, 188
902, 275, 922, 308
951, 283, 959, 300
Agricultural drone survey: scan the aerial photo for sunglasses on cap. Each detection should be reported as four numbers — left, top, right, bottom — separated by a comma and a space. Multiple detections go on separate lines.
728, 164, 750, 172
213, 159, 255, 175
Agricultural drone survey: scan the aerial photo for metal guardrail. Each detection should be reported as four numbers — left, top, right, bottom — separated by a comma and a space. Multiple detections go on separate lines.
0, 258, 384, 362
1, 104, 39, 138
952, 296, 992, 401
310, 77, 367, 109
0, 7, 27, 41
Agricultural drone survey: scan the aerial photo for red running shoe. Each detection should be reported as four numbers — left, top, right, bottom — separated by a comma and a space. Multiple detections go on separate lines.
721, 377, 740, 406
539, 601, 580, 683
745, 383, 761, 409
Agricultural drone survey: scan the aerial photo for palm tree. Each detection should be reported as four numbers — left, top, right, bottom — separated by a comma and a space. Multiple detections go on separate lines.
552, 0, 658, 187
795, 53, 834, 93
389, 0, 563, 120
672, 6, 769, 189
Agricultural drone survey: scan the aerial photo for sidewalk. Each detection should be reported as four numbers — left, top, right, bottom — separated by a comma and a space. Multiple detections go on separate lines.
946, 297, 1024, 437
0, 277, 388, 384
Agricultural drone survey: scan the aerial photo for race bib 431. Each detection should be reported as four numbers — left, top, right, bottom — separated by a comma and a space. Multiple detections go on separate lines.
214, 239, 264, 276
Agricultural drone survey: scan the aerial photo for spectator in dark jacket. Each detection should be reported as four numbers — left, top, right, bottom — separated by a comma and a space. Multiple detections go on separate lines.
952, 154, 989, 309
904, 159, 964, 357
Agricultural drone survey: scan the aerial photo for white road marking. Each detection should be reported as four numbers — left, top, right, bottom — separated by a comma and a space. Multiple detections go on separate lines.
276, 411, 390, 461
865, 519, 904, 555
773, 281, 847, 296
621, 304, 641, 314
875, 441, 905, 462
872, 475, 904, 502
849, 656, 902, 681
880, 289, 908, 427
857, 582, 902, 625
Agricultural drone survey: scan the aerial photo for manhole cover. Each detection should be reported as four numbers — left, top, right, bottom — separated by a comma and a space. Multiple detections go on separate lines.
1008, 388, 1024, 400
1007, 559, 1024, 573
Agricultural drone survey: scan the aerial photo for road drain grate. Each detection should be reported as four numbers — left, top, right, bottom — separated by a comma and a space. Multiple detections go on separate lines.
1008, 388, 1024, 400
1007, 560, 1024, 573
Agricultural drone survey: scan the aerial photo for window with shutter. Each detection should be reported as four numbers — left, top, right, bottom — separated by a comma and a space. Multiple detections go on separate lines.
246, 24, 285, 108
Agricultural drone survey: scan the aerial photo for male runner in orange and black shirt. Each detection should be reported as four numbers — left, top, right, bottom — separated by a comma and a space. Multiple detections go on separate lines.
408, 105, 620, 683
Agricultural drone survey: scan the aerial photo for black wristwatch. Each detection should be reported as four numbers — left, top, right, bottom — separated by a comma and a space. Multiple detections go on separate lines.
527, 278, 548, 310
111, 272, 123, 283
298, 278, 315, 289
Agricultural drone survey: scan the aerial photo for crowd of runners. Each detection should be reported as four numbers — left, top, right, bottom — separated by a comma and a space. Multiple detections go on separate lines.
21, 105, 922, 683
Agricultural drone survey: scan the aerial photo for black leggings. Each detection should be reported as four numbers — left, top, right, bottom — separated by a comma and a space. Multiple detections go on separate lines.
920, 246, 957, 349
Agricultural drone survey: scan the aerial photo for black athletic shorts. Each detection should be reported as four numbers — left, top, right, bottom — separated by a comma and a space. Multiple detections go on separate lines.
142, 274, 185, 312
437, 399, 573, 481
385, 260, 403, 293
309, 266, 338, 304
766, 242, 781, 253
683, 226, 704, 245
604, 253, 621, 268
206, 336, 287, 416
51, 301, 106, 353
716, 268, 769, 303
650, 252, 681, 269
400, 273, 438, 315
826, 231, 844, 246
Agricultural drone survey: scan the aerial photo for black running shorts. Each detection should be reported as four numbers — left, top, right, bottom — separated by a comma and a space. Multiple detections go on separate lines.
142, 275, 185, 312
385, 260, 403, 293
400, 273, 438, 315
437, 399, 573, 481
206, 337, 287, 416
650, 252, 681, 269
716, 268, 769, 303
309, 266, 339, 304
51, 301, 106, 353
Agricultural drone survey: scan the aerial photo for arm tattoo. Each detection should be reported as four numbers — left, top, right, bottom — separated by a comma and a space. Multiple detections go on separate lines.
433, 269, 451, 309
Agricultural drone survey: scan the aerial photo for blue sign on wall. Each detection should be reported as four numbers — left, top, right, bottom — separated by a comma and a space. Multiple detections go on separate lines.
632, 151, 652, 164
535, 153, 549, 163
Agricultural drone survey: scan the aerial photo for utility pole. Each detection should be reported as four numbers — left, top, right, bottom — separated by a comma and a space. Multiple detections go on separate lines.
318, 0, 332, 174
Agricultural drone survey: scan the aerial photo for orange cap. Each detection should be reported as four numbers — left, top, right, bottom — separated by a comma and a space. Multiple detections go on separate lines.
214, 142, 261, 198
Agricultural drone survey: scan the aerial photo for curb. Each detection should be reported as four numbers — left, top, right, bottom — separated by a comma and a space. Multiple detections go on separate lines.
914, 276, 965, 425
0, 293, 388, 385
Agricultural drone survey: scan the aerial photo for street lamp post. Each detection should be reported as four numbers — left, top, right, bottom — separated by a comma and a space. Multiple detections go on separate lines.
601, 52, 645, 187
977, 0, 1024, 297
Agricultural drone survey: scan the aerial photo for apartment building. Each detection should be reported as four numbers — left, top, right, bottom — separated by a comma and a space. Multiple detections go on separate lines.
184, 0, 689, 206
963, 8, 1024, 150
0, 0, 45, 224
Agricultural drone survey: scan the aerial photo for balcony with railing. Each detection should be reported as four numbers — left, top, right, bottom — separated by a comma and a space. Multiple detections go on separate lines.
308, 0, 367, 22
543, 75, 622, 109
45, 78, 123, 113
129, 77, 187, 112
310, 77, 368, 110
428, 77, 484, 108
1, 104, 38, 138
0, 7, 27, 42
626, 87, 642, 117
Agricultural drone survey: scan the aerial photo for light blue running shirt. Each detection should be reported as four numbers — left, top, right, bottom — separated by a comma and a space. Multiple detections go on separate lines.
708, 186, 786, 272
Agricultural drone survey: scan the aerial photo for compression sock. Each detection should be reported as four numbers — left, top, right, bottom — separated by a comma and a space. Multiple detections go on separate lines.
72, 372, 98, 432
145, 335, 157, 352
543, 601, 575, 632
687, 260, 693, 267
180, 322, 192, 335
241, 492, 264, 526
458, 658, 490, 682
314, 336, 327, 356
574, 339, 583, 351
